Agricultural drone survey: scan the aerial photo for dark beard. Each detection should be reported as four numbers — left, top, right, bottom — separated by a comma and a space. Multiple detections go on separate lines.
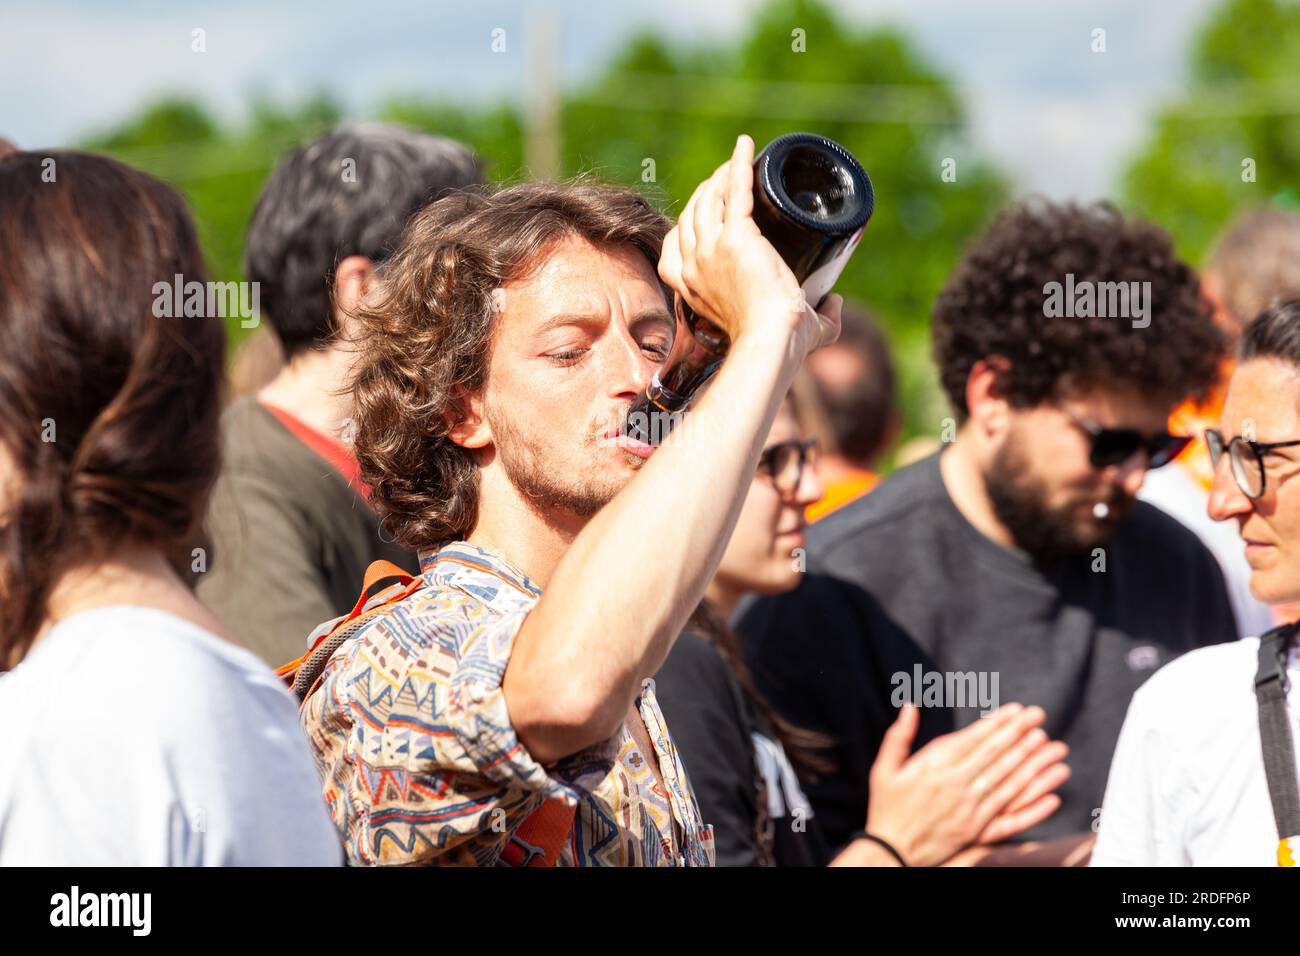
984, 430, 1130, 566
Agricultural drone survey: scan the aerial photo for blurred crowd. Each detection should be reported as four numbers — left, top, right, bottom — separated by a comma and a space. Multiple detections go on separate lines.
1, 123, 1298, 868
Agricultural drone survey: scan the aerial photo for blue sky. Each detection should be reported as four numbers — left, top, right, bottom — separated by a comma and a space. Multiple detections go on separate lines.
0, 0, 1219, 199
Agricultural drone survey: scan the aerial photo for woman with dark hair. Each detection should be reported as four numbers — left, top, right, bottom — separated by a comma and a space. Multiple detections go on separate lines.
655, 386, 1073, 866
0, 151, 340, 865
1094, 298, 1300, 867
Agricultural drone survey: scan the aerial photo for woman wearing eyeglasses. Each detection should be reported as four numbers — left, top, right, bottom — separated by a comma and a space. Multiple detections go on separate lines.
653, 387, 1073, 867
1093, 299, 1300, 867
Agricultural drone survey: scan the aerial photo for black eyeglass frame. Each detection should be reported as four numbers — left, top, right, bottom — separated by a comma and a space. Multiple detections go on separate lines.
1055, 402, 1190, 471
757, 436, 819, 496
1205, 428, 1300, 499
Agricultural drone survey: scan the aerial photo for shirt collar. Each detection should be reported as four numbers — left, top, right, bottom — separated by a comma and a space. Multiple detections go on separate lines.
418, 540, 544, 604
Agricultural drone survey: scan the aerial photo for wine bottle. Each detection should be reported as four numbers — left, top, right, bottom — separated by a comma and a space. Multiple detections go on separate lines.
624, 132, 874, 447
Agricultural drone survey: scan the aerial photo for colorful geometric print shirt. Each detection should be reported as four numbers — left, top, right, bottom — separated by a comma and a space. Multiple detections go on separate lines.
300, 540, 716, 866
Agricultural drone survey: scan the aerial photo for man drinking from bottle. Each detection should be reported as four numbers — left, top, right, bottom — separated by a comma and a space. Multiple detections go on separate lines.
299, 136, 1069, 866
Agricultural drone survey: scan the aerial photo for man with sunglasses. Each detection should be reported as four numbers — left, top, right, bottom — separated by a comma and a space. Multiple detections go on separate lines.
1094, 300, 1300, 865
739, 200, 1236, 863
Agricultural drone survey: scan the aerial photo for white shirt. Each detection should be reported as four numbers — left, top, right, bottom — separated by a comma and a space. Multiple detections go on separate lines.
1091, 636, 1300, 866
752, 731, 813, 821
0, 606, 342, 866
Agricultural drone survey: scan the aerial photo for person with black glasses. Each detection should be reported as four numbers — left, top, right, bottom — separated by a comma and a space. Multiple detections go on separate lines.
738, 200, 1237, 865
654, 386, 1071, 866
1094, 299, 1300, 866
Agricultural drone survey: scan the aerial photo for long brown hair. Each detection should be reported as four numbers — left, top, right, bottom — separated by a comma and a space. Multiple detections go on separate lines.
0, 151, 225, 665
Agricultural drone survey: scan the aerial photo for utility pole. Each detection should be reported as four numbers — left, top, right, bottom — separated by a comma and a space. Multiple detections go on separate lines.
524, 7, 561, 180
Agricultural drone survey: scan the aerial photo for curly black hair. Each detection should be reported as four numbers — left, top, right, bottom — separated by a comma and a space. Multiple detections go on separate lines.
931, 199, 1225, 419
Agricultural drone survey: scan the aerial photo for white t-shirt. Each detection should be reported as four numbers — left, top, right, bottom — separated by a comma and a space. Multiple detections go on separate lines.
0, 606, 342, 866
1091, 636, 1300, 866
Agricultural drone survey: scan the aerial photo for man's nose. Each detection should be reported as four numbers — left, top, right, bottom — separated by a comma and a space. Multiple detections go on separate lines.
1119, 459, 1147, 498
1104, 451, 1148, 498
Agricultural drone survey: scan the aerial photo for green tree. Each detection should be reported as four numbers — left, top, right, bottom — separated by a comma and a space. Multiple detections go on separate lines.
79, 0, 1005, 444
1123, 0, 1300, 263
378, 99, 525, 182
79, 95, 342, 350
561, 0, 1008, 441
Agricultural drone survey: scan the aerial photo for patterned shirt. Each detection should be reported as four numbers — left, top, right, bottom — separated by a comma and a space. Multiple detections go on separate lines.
300, 540, 715, 866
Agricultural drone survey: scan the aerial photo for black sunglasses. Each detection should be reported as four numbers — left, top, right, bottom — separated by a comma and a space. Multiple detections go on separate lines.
758, 437, 819, 495
1205, 428, 1300, 499
1057, 403, 1190, 470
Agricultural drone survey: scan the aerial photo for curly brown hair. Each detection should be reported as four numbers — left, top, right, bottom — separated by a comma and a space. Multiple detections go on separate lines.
351, 179, 671, 552
931, 199, 1225, 420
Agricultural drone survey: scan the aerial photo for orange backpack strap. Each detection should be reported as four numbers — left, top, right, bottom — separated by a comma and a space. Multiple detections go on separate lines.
498, 798, 577, 867
274, 651, 311, 682
278, 555, 574, 863
355, 560, 416, 611
278, 560, 424, 702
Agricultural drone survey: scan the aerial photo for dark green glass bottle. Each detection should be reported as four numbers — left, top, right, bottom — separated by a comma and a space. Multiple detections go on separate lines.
624, 132, 874, 447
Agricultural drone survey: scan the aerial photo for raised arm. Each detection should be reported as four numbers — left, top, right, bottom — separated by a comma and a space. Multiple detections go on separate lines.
504, 135, 841, 763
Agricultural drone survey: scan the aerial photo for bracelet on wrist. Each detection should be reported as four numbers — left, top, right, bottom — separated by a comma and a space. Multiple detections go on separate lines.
847, 830, 909, 867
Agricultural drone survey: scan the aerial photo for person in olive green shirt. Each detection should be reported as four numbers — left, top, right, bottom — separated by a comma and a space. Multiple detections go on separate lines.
198, 123, 483, 666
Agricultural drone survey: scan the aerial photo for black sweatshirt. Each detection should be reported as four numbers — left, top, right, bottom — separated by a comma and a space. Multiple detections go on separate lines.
655, 630, 828, 866
736, 452, 1236, 854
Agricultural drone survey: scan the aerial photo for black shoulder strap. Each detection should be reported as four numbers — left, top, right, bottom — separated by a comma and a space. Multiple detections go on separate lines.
1254, 622, 1300, 847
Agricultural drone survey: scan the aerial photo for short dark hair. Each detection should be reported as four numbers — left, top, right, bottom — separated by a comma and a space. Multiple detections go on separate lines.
1240, 298, 1300, 367
0, 151, 225, 662
1206, 207, 1300, 331
352, 179, 671, 551
812, 302, 895, 465
244, 123, 484, 357
931, 199, 1225, 419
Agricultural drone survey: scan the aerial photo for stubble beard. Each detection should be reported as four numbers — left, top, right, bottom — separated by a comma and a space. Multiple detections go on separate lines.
487, 402, 642, 520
